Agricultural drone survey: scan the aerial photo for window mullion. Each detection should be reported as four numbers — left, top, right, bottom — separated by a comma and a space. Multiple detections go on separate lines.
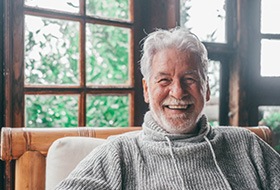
12, 0, 25, 127
79, 0, 86, 126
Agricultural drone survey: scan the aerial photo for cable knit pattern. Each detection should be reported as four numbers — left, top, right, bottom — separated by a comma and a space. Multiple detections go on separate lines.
55, 111, 280, 190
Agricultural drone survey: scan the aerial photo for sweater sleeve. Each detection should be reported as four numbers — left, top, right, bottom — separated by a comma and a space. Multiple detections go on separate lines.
55, 142, 123, 190
249, 134, 280, 190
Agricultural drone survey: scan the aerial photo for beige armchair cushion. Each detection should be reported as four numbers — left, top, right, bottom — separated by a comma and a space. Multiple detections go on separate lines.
45, 137, 106, 190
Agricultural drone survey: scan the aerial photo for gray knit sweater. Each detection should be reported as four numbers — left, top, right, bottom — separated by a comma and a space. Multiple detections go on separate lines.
55, 111, 280, 190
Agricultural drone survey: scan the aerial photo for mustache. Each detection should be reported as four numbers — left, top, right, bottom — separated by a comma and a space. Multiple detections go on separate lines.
162, 97, 194, 105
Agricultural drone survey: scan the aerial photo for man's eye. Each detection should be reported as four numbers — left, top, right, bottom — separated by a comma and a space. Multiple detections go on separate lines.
158, 78, 171, 84
184, 78, 196, 85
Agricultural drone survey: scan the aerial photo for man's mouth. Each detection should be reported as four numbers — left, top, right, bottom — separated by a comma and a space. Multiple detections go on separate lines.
164, 104, 192, 110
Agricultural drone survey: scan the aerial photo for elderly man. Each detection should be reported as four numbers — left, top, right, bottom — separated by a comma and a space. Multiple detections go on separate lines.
56, 27, 280, 190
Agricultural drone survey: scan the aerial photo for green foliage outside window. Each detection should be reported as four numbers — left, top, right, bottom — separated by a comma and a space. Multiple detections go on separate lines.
25, 95, 79, 127
24, 0, 130, 128
86, 0, 129, 20
86, 95, 129, 127
25, 16, 79, 85
86, 24, 129, 85
259, 109, 280, 152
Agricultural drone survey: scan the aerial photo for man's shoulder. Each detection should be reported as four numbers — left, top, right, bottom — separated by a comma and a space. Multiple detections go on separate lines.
211, 126, 255, 139
213, 126, 252, 133
107, 130, 142, 144
87, 130, 142, 157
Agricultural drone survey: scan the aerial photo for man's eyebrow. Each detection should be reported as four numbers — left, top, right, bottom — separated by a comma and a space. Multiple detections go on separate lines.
184, 70, 198, 75
154, 72, 171, 79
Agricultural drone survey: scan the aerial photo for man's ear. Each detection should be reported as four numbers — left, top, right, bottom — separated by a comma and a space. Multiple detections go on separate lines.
206, 81, 211, 102
142, 79, 149, 103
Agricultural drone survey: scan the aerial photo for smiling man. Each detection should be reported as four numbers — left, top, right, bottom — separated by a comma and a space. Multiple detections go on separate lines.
56, 27, 280, 190
142, 47, 210, 135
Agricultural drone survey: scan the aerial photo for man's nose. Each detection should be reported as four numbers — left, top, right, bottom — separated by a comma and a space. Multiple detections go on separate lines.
169, 81, 188, 100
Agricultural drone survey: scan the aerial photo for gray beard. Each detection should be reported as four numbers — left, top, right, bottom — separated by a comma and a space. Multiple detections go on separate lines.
150, 107, 200, 134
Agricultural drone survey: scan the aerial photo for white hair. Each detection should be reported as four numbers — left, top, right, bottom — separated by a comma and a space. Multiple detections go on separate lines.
140, 27, 209, 83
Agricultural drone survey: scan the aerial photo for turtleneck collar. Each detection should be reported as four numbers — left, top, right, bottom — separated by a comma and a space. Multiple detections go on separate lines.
142, 111, 211, 143
141, 111, 231, 189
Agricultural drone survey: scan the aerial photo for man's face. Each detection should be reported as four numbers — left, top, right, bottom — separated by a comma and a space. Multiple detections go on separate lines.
143, 48, 210, 134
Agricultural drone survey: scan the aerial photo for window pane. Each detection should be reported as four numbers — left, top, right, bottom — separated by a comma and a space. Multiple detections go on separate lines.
25, 0, 79, 13
25, 15, 80, 85
261, 0, 280, 34
86, 24, 130, 85
86, 0, 130, 21
260, 39, 280, 77
205, 60, 220, 126
25, 95, 78, 127
259, 106, 280, 153
86, 95, 129, 127
180, 0, 226, 43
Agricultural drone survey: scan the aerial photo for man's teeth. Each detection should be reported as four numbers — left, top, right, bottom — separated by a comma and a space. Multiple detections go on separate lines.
167, 105, 189, 109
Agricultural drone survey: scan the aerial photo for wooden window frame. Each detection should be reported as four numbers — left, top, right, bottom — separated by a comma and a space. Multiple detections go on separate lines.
4, 0, 143, 128
246, 0, 280, 125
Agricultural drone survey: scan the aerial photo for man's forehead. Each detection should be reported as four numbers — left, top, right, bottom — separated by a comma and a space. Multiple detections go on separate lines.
154, 69, 199, 78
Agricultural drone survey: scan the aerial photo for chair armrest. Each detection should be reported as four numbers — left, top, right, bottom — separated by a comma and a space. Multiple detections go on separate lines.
0, 127, 141, 161
244, 126, 272, 145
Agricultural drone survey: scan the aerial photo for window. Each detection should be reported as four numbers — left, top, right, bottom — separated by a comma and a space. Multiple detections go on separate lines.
6, 0, 138, 128
206, 60, 221, 126
255, 0, 280, 153
180, 0, 226, 43
260, 0, 280, 77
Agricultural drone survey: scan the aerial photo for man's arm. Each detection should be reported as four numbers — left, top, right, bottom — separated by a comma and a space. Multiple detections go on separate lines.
55, 143, 123, 190
250, 135, 280, 189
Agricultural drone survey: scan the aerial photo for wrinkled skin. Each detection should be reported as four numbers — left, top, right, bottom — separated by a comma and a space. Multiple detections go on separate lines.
143, 48, 210, 134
